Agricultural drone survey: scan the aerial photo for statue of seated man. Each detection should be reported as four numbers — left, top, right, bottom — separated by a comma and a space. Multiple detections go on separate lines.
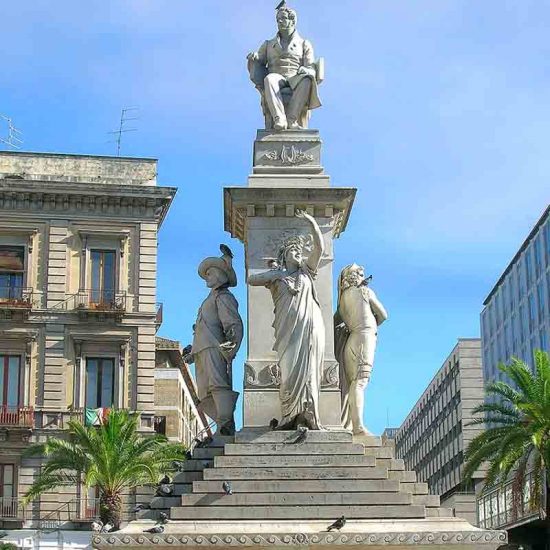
247, 3, 322, 131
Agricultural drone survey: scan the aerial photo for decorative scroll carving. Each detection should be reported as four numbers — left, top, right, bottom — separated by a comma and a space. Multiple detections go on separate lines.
245, 363, 281, 388
322, 361, 339, 388
93, 529, 507, 547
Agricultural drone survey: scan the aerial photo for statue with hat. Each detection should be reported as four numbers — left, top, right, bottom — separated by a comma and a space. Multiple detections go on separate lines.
183, 245, 243, 435
334, 264, 388, 436
247, 1, 323, 131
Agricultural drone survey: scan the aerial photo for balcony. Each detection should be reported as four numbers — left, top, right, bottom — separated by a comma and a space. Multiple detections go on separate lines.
0, 406, 34, 428
477, 470, 545, 529
0, 497, 25, 520
0, 287, 33, 317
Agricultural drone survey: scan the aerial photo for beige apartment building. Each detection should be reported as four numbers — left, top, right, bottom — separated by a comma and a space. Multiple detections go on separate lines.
0, 150, 177, 527
394, 339, 485, 525
154, 336, 211, 447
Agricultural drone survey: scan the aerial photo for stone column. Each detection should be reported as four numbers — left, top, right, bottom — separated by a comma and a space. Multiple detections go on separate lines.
224, 129, 356, 428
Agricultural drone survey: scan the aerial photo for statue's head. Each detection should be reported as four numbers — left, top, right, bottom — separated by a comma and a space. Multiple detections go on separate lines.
198, 244, 237, 289
339, 263, 366, 291
276, 7, 297, 34
277, 235, 306, 271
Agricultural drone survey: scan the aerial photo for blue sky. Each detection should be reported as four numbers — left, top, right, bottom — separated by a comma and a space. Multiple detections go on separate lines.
2, 0, 549, 433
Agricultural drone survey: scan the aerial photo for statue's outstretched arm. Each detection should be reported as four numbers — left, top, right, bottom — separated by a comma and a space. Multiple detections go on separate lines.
248, 269, 280, 287
296, 210, 324, 272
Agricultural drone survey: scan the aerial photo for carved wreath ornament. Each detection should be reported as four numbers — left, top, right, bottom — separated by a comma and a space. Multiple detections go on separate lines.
263, 145, 314, 165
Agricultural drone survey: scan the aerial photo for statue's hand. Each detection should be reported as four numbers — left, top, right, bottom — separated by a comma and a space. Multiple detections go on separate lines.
247, 52, 259, 62
297, 66, 308, 75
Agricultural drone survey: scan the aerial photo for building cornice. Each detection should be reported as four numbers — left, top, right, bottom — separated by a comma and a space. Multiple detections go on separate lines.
0, 180, 177, 225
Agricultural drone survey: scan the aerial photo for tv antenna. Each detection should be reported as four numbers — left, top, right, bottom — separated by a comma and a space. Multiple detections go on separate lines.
108, 107, 139, 156
0, 114, 23, 149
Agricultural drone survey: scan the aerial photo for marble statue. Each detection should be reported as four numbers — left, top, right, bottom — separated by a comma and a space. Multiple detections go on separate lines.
334, 264, 388, 435
248, 210, 325, 430
247, 2, 322, 131
183, 245, 243, 436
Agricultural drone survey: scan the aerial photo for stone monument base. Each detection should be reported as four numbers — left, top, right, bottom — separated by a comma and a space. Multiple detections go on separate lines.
93, 430, 506, 550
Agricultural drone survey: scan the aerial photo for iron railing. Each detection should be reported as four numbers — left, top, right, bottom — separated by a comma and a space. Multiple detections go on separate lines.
0, 286, 33, 308
73, 289, 127, 313
0, 497, 25, 519
0, 406, 34, 427
477, 470, 545, 529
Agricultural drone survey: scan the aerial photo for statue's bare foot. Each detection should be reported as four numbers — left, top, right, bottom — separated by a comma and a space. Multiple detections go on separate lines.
353, 426, 373, 436
288, 119, 302, 130
273, 117, 287, 131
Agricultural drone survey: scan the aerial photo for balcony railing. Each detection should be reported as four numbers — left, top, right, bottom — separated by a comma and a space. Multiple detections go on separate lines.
0, 497, 25, 519
0, 406, 34, 428
477, 470, 545, 529
0, 286, 33, 309
73, 289, 127, 313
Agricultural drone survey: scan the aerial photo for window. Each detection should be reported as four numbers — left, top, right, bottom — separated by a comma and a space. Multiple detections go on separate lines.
0, 356, 21, 408
85, 357, 115, 408
534, 238, 542, 277
154, 416, 166, 436
90, 250, 116, 304
0, 464, 15, 503
528, 294, 536, 331
0, 246, 25, 301
525, 252, 533, 287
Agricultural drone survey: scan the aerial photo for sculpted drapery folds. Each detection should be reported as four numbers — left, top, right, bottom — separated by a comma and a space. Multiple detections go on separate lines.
247, 4, 322, 131
248, 210, 325, 430
335, 264, 388, 436
184, 245, 243, 436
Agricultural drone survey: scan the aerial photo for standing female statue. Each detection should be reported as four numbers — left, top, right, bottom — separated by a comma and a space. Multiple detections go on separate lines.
248, 210, 325, 430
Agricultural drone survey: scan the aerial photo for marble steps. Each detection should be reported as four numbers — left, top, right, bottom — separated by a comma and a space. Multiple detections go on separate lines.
214, 454, 377, 468
170, 503, 427, 521
191, 479, 402, 494
234, 430, 362, 444
222, 442, 365, 456
179, 491, 412, 507
401, 482, 429, 495
202, 466, 390, 481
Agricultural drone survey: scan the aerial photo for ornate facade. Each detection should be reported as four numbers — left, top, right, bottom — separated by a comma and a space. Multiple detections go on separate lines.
0, 151, 175, 527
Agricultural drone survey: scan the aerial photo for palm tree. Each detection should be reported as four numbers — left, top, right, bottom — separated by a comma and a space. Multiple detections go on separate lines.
22, 409, 186, 529
463, 349, 550, 537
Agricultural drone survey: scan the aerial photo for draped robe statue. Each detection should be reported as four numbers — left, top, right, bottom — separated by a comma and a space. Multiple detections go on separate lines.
248, 211, 325, 430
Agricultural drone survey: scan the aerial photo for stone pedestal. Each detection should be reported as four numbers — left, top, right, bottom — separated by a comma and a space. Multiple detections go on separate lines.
224, 129, 356, 428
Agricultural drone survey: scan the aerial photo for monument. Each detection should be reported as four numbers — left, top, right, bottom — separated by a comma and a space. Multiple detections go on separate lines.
94, 3, 507, 549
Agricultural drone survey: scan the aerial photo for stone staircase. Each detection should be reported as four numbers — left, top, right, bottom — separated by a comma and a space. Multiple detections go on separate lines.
145, 429, 449, 523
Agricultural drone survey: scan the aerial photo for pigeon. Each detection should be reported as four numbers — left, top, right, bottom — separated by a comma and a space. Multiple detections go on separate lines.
158, 512, 169, 524
275, 0, 286, 9
285, 426, 308, 445
156, 483, 173, 496
327, 516, 346, 532
222, 481, 233, 495
91, 521, 103, 532
159, 475, 171, 485
133, 503, 151, 512
144, 524, 165, 534
220, 244, 234, 258
101, 523, 114, 533
269, 418, 279, 430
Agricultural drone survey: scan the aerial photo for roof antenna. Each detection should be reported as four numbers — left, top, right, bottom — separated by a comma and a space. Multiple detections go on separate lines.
0, 114, 23, 149
108, 107, 139, 156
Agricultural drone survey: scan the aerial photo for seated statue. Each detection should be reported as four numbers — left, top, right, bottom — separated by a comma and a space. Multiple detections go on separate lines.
247, 2, 323, 131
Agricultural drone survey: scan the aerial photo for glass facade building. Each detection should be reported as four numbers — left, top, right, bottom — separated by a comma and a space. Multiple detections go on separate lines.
481, 205, 550, 383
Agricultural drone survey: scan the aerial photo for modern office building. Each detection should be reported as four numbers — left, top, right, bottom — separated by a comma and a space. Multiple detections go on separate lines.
0, 150, 175, 528
154, 336, 211, 446
481, 205, 550, 380
478, 205, 550, 547
394, 339, 485, 525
